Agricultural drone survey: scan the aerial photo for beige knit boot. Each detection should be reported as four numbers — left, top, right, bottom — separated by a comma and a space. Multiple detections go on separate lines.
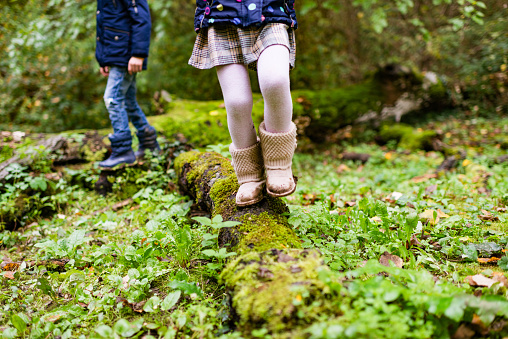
229, 141, 265, 206
259, 121, 297, 197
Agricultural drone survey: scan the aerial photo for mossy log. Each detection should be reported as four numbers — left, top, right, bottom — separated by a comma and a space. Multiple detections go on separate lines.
175, 151, 335, 336
174, 151, 301, 253
292, 65, 450, 142
0, 131, 107, 181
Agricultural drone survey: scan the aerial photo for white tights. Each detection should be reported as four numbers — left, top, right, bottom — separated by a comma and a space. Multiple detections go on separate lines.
216, 45, 293, 149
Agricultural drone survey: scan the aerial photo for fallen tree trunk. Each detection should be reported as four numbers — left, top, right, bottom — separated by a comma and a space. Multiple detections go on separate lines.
293, 65, 451, 142
174, 151, 333, 337
0, 131, 107, 181
174, 151, 301, 253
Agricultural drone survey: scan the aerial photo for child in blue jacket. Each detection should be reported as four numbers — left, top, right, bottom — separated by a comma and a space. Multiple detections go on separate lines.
95, 0, 160, 168
189, 0, 298, 206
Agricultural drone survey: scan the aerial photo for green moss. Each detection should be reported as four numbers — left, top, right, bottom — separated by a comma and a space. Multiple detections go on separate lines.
0, 145, 13, 163
379, 123, 436, 150
209, 175, 239, 219
234, 212, 301, 255
292, 79, 384, 134
220, 249, 336, 335
82, 144, 107, 163
173, 150, 201, 175
265, 195, 290, 215
174, 151, 235, 204
428, 80, 448, 101
150, 96, 265, 147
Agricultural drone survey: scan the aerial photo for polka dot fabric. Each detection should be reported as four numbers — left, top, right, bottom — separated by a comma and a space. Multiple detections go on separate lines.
189, 23, 296, 71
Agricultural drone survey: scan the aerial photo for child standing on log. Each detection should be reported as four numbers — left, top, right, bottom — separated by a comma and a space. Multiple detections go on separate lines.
189, 0, 298, 206
95, 0, 160, 168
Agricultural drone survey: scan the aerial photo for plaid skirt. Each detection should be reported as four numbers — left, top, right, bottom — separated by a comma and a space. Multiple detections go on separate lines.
189, 23, 296, 71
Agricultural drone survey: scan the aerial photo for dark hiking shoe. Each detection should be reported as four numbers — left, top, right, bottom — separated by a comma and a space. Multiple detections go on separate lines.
135, 126, 161, 158
99, 132, 136, 168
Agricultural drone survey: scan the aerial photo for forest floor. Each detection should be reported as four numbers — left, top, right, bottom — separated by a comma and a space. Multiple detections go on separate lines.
1, 111, 508, 338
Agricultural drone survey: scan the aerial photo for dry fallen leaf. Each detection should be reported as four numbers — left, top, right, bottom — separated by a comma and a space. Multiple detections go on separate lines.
479, 210, 499, 221
419, 210, 440, 225
122, 275, 130, 289
1, 262, 20, 271
467, 274, 496, 288
387, 192, 403, 201
258, 267, 274, 279
451, 323, 475, 339
337, 164, 351, 173
492, 272, 508, 287
3, 271, 14, 279
379, 252, 403, 268
45, 314, 62, 323
425, 184, 438, 195
303, 193, 318, 205
277, 253, 296, 263
411, 173, 438, 183
437, 209, 450, 218
471, 314, 485, 328
477, 257, 501, 264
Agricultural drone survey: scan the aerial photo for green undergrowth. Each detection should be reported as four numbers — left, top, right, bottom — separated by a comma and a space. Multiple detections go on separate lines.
1, 115, 508, 338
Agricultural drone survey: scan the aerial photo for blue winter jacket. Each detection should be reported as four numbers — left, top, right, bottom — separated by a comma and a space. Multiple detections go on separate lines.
95, 0, 151, 70
194, 0, 297, 31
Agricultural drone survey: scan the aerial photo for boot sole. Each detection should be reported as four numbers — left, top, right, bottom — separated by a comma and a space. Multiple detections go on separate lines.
99, 161, 137, 170
266, 186, 296, 198
266, 182, 296, 198
236, 195, 264, 207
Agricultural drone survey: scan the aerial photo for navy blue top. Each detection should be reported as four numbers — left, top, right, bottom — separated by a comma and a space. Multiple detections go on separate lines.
194, 0, 297, 32
96, 0, 151, 70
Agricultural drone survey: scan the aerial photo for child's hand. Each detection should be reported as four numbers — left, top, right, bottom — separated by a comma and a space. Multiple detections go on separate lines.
128, 57, 144, 74
100, 66, 109, 77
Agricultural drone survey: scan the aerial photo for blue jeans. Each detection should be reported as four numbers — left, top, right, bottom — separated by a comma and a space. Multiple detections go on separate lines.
104, 67, 150, 138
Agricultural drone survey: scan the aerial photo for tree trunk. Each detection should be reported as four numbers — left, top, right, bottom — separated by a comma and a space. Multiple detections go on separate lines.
293, 65, 451, 142
0, 131, 107, 181
174, 151, 301, 253
174, 151, 334, 337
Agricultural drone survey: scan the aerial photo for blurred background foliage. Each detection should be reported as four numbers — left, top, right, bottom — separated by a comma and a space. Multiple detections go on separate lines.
0, 0, 506, 132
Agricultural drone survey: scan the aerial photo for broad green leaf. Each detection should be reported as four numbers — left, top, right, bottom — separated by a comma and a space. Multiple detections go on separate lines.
212, 215, 223, 223
444, 298, 466, 322
177, 315, 187, 328
164, 327, 177, 339
143, 296, 161, 313
218, 221, 241, 228
65, 229, 90, 255
95, 325, 113, 338
201, 249, 218, 257
108, 274, 122, 287
113, 318, 143, 337
168, 281, 202, 296
192, 217, 212, 226
498, 256, 508, 271
10, 314, 26, 333
128, 268, 140, 279
1, 328, 17, 339
37, 277, 56, 299
161, 290, 181, 311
